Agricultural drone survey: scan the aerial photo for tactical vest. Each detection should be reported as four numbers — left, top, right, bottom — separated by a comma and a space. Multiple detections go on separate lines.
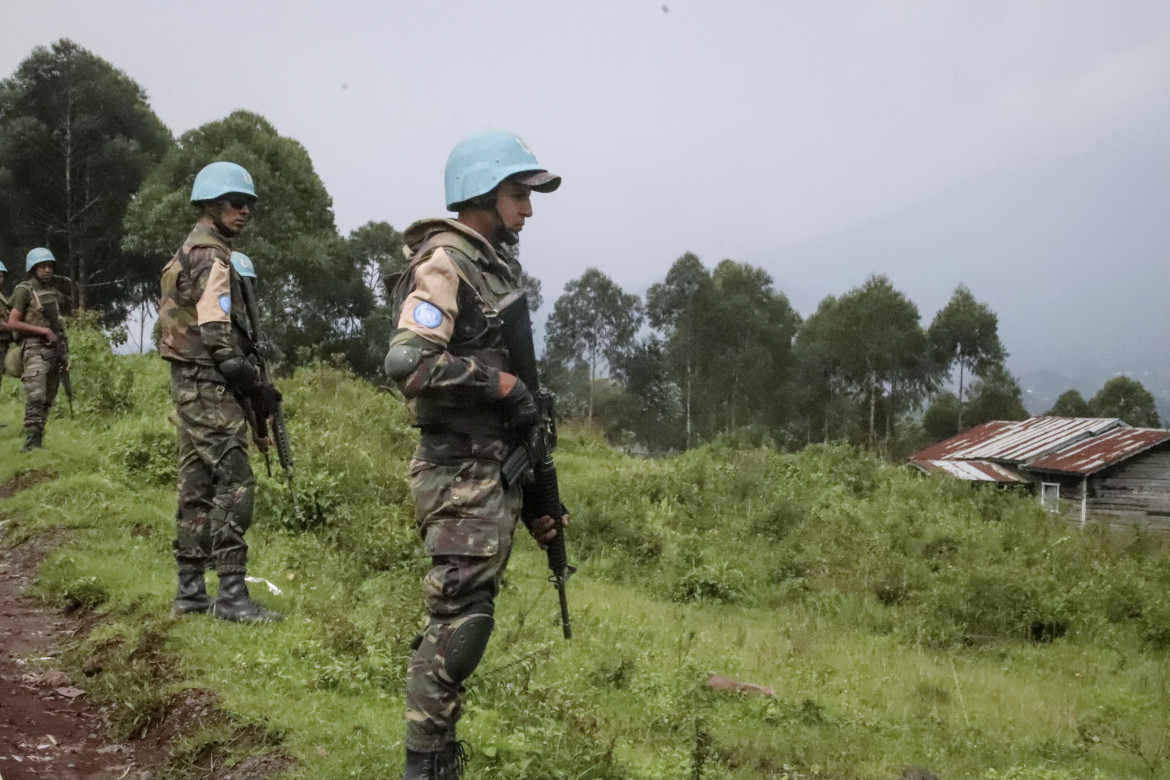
392, 223, 522, 433
13, 280, 62, 335
158, 224, 246, 364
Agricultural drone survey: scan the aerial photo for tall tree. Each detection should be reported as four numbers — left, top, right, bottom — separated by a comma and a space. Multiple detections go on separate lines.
927, 285, 1007, 430
1047, 389, 1094, 417
0, 39, 172, 314
646, 252, 712, 446
694, 260, 800, 436
1090, 376, 1161, 428
964, 364, 1029, 426
544, 267, 642, 421
122, 110, 369, 367
811, 276, 939, 450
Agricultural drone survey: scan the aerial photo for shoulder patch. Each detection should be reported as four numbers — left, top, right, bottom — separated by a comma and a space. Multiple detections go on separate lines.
413, 301, 443, 329
219, 294, 232, 315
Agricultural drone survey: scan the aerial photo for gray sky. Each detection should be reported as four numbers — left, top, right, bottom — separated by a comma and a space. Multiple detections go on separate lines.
5, 1, 1169, 404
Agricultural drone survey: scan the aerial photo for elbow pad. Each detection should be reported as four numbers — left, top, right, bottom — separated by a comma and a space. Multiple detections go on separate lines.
384, 344, 422, 380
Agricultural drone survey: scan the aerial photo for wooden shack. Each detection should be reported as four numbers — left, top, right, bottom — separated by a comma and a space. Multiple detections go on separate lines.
908, 417, 1170, 530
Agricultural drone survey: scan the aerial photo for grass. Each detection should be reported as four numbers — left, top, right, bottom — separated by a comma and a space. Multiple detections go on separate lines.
1, 318, 1168, 779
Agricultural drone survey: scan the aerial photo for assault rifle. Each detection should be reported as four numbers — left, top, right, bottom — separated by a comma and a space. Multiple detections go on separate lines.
499, 291, 574, 640
55, 336, 73, 416
239, 277, 303, 524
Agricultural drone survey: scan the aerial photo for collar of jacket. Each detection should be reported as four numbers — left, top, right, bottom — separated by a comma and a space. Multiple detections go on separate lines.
403, 217, 506, 270
182, 221, 233, 256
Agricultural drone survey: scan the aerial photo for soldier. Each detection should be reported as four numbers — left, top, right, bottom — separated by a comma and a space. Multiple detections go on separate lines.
384, 130, 568, 779
158, 161, 282, 623
7, 248, 66, 451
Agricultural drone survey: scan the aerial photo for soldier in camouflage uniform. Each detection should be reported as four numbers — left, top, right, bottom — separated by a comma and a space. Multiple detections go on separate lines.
384, 131, 567, 780
0, 261, 13, 412
7, 248, 66, 451
158, 161, 282, 624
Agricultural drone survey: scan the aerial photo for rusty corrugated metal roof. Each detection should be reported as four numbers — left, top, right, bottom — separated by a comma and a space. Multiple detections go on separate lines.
910, 459, 1027, 482
908, 417, 1125, 464
1025, 427, 1170, 476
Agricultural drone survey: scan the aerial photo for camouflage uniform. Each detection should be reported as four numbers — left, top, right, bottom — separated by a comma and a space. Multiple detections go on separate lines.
387, 218, 527, 753
159, 222, 258, 577
10, 278, 64, 436
0, 291, 12, 392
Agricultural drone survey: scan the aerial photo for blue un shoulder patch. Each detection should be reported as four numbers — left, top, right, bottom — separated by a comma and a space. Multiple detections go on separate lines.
219, 294, 232, 314
413, 301, 443, 329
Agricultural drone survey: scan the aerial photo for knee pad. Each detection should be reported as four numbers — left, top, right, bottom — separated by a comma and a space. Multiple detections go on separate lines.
441, 612, 494, 684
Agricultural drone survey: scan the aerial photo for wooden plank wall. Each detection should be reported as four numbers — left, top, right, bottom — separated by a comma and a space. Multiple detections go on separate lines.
1084, 447, 1170, 530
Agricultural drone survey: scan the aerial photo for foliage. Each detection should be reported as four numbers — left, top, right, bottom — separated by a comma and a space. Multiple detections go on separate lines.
121, 110, 369, 369
1, 339, 1169, 779
545, 267, 643, 420
1090, 376, 1161, 428
1048, 389, 1094, 417
0, 39, 173, 315
963, 363, 1029, 427
928, 285, 1008, 431
798, 276, 938, 452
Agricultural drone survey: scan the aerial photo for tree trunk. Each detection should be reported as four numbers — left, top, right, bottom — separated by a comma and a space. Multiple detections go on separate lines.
868, 370, 878, 449
956, 357, 965, 431
685, 358, 692, 449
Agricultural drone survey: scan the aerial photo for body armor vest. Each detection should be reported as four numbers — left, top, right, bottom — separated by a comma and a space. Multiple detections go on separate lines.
393, 222, 522, 434
13, 280, 62, 335
159, 224, 245, 364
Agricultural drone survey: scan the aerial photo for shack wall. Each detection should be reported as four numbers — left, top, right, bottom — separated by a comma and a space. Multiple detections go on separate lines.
1083, 447, 1170, 530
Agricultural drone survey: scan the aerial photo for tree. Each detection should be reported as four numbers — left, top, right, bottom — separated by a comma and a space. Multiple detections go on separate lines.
646, 252, 712, 446
1090, 376, 1161, 428
693, 260, 800, 436
544, 268, 642, 421
927, 285, 1007, 430
809, 276, 939, 451
0, 39, 172, 314
342, 221, 405, 307
122, 110, 370, 368
923, 392, 962, 443
964, 364, 1029, 427
1047, 389, 1094, 417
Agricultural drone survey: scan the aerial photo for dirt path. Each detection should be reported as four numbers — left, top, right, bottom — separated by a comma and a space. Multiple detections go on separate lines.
0, 531, 155, 780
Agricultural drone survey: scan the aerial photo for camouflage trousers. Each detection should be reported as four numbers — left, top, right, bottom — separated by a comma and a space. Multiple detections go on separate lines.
21, 340, 60, 432
404, 454, 522, 753
170, 363, 255, 576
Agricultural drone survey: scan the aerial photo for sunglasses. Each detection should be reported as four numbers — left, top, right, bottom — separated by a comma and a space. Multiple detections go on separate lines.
223, 196, 256, 210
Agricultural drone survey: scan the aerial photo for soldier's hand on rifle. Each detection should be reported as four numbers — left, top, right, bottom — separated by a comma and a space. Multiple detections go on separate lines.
499, 373, 540, 429
42, 327, 59, 345
252, 433, 272, 453
526, 512, 569, 549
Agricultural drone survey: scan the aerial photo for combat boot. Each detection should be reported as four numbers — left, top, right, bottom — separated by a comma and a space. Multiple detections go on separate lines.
171, 569, 211, 615
211, 574, 283, 623
403, 742, 467, 780
21, 427, 42, 452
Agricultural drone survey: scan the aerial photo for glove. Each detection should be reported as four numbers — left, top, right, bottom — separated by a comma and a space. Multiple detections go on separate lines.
502, 376, 541, 430
250, 382, 283, 420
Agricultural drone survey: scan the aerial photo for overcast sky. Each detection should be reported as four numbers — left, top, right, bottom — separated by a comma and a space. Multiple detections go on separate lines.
4, 1, 1169, 401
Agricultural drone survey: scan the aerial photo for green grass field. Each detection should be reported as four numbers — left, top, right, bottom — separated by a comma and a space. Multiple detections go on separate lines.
1, 321, 1168, 779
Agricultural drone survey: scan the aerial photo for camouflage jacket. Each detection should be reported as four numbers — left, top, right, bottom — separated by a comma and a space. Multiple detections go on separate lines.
387, 218, 524, 439
158, 222, 256, 388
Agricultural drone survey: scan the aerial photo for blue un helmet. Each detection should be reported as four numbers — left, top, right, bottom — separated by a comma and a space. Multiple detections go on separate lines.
190, 161, 258, 203
230, 251, 256, 279
0, 261, 7, 273
25, 247, 56, 273
443, 130, 560, 210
